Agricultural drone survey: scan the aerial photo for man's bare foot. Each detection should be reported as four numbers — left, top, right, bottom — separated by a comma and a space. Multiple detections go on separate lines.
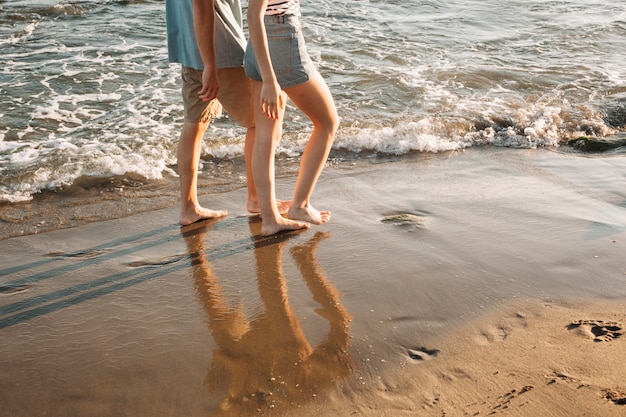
179, 206, 228, 226
261, 217, 310, 236
248, 199, 291, 215
287, 205, 331, 225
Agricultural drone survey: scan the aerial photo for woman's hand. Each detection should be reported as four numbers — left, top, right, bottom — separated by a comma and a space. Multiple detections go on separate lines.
260, 80, 284, 119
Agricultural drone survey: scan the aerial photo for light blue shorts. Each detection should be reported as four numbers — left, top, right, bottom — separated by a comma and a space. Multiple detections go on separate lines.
244, 14, 319, 89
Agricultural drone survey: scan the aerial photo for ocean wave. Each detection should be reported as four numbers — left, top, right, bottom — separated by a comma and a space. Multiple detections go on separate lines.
1, 105, 620, 203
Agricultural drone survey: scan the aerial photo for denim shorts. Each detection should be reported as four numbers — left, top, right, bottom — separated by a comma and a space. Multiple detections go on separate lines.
244, 14, 318, 89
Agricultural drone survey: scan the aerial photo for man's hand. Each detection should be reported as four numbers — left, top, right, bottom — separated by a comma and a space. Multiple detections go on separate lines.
199, 66, 219, 101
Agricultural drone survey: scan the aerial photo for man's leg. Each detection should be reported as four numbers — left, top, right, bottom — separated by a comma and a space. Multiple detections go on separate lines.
244, 125, 258, 213
178, 120, 228, 225
178, 65, 227, 225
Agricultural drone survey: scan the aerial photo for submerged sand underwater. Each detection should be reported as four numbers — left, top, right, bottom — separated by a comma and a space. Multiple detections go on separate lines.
1, 148, 626, 416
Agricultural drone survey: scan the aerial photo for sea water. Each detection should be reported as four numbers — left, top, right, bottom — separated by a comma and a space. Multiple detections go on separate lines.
1, 0, 625, 204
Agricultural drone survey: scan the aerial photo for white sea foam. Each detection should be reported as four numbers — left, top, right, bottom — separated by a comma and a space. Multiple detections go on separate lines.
335, 121, 466, 155
0, 22, 38, 46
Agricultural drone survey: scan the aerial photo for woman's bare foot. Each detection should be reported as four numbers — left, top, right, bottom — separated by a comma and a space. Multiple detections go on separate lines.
261, 216, 310, 236
179, 206, 228, 226
248, 199, 292, 215
287, 205, 331, 225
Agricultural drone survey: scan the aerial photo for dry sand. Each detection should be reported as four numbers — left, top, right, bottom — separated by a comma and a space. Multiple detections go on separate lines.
1, 148, 626, 416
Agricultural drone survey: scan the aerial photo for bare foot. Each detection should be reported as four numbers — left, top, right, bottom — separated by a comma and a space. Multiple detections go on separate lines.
276, 199, 292, 215
287, 205, 331, 225
179, 206, 228, 226
248, 199, 292, 215
261, 216, 310, 236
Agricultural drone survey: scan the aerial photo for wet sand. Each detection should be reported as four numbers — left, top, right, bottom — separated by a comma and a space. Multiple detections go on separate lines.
1, 148, 626, 416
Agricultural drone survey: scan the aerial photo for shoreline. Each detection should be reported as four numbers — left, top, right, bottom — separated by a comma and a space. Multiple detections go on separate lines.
1, 144, 623, 241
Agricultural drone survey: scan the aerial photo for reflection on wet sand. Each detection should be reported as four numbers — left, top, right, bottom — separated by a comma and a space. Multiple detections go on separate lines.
181, 219, 353, 416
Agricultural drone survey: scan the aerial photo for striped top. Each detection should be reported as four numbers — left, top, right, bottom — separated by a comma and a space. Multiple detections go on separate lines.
266, 0, 300, 16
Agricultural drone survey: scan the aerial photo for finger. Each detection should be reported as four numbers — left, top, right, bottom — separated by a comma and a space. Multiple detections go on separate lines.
202, 86, 219, 102
208, 86, 219, 101
199, 89, 213, 101
262, 101, 274, 119
198, 86, 208, 101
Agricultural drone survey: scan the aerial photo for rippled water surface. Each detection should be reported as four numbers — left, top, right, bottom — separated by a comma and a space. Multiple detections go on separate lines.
1, 0, 625, 203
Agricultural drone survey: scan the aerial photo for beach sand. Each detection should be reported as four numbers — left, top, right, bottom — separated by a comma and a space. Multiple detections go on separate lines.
1, 147, 626, 416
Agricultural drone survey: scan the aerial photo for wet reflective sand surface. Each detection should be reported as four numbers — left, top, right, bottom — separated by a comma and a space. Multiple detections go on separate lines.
2, 149, 626, 416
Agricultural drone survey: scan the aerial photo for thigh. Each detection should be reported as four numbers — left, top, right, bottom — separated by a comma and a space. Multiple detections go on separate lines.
216, 67, 254, 128
285, 74, 338, 127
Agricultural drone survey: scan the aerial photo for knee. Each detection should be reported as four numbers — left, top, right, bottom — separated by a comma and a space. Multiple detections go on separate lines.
317, 111, 339, 138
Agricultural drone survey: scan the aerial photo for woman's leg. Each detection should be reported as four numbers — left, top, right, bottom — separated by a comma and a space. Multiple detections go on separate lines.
251, 80, 310, 236
285, 74, 339, 224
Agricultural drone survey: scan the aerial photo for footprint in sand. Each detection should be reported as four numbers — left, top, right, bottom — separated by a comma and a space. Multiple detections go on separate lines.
407, 347, 439, 362
605, 390, 626, 405
566, 319, 623, 342
475, 325, 511, 345
490, 386, 534, 412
